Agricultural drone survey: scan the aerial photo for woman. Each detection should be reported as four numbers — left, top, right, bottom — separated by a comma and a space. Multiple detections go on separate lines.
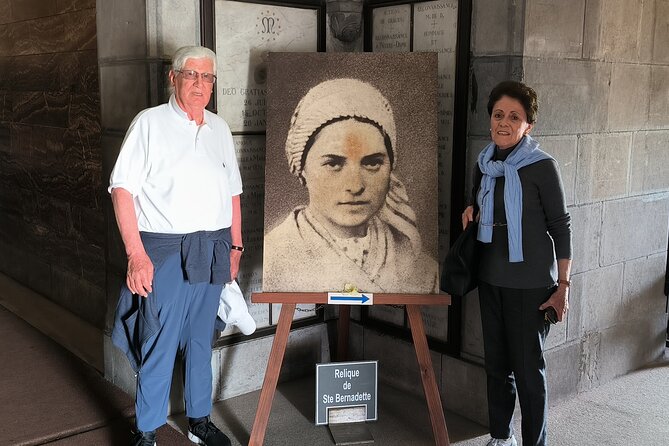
263, 78, 438, 293
462, 81, 572, 446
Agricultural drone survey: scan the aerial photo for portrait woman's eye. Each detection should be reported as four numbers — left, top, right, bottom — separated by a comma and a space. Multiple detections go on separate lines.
510, 114, 521, 122
321, 155, 345, 171
493, 112, 504, 120
361, 154, 387, 172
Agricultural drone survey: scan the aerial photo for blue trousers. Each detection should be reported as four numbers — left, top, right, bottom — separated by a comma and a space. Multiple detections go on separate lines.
478, 282, 553, 446
136, 251, 223, 432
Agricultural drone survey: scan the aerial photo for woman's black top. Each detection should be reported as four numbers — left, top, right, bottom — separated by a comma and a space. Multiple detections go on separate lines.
470, 146, 572, 289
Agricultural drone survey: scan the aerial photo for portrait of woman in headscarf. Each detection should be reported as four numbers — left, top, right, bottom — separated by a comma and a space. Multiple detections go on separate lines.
263, 77, 439, 293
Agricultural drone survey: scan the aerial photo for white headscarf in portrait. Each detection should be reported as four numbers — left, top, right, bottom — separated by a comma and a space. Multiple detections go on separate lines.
284, 78, 422, 252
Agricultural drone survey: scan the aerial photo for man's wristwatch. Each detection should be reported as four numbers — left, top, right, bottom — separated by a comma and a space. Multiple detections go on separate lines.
231, 245, 245, 252
557, 279, 570, 287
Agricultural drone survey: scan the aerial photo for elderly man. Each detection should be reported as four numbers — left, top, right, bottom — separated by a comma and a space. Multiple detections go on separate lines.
109, 46, 242, 446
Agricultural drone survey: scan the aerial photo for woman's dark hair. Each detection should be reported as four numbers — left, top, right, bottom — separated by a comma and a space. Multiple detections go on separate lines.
487, 81, 538, 124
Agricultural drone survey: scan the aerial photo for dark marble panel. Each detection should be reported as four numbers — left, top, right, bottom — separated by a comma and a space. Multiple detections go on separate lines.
0, 92, 11, 121
104, 197, 127, 274
57, 0, 95, 13
2, 145, 101, 210
9, 0, 59, 22
72, 202, 105, 247
0, 240, 53, 298
3, 50, 99, 93
105, 270, 124, 331
13, 91, 70, 127
70, 92, 101, 130
101, 133, 123, 185
51, 265, 105, 329
0, 121, 9, 152
0, 8, 96, 57
0, 2, 12, 25
0, 62, 9, 90
8, 215, 104, 287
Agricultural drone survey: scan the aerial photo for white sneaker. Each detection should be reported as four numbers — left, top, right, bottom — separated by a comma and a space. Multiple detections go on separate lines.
485, 435, 517, 446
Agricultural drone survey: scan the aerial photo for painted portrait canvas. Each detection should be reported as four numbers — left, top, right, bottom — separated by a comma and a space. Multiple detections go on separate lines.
263, 52, 439, 294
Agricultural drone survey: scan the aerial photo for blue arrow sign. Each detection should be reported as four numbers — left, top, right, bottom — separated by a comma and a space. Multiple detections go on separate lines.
327, 292, 373, 305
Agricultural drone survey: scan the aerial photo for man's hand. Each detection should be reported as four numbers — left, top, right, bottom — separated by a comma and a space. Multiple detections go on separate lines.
126, 251, 154, 297
230, 249, 242, 281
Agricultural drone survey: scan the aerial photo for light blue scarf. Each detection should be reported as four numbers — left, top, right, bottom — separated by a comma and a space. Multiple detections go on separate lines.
477, 135, 553, 262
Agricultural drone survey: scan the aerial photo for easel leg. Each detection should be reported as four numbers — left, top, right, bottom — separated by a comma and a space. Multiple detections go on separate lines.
336, 305, 351, 361
248, 303, 296, 446
406, 304, 450, 446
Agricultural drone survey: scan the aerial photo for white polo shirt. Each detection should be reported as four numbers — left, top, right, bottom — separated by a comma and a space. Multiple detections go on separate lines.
109, 95, 243, 233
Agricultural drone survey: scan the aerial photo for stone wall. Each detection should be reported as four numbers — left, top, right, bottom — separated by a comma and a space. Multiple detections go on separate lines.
0, 0, 105, 328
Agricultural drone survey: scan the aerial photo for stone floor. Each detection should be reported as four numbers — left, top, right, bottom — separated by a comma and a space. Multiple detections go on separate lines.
2, 272, 668, 446
167, 353, 669, 446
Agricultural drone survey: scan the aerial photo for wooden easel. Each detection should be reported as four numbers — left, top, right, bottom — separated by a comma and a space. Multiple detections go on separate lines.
247, 292, 452, 446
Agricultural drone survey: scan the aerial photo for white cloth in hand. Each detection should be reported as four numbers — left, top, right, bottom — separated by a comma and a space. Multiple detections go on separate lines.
217, 281, 256, 335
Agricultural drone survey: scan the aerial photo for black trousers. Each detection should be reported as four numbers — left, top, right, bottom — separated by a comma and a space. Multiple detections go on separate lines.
478, 281, 553, 446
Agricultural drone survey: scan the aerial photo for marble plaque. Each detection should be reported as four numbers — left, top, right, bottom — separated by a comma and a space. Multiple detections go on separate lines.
215, 0, 318, 132
371, 5, 411, 52
219, 135, 271, 335
368, 305, 405, 327
421, 305, 449, 341
271, 303, 317, 324
413, 0, 458, 256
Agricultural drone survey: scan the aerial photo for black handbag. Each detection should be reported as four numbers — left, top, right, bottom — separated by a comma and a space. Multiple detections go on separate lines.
440, 222, 481, 296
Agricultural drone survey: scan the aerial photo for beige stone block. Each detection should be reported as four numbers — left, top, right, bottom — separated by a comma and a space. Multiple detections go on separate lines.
104, 334, 137, 397
653, 0, 669, 63
630, 131, 669, 194
545, 342, 581, 405
213, 324, 329, 401
569, 264, 624, 338
638, 0, 656, 63
524, 0, 585, 58
363, 328, 440, 398
468, 57, 524, 136
545, 314, 567, 350
575, 133, 631, 204
583, 0, 644, 62
622, 253, 667, 320
607, 64, 651, 131
523, 59, 610, 135
539, 136, 577, 206
595, 315, 668, 384
649, 66, 669, 129
569, 203, 602, 275
441, 355, 488, 426
471, 0, 524, 55
601, 194, 669, 265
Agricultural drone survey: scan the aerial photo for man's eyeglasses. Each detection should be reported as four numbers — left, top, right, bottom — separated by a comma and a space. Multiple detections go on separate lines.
176, 70, 217, 83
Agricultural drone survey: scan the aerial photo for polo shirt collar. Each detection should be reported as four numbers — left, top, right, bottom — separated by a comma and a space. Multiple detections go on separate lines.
169, 94, 211, 128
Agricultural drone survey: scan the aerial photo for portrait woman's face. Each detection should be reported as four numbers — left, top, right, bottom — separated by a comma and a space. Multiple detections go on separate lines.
302, 119, 391, 239
490, 95, 533, 150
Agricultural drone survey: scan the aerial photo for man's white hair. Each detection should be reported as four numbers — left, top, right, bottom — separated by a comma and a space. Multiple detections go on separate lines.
172, 46, 217, 73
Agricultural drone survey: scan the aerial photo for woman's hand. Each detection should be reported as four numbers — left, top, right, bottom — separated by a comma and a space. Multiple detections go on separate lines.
126, 251, 154, 297
462, 205, 475, 229
539, 285, 569, 322
230, 249, 243, 281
